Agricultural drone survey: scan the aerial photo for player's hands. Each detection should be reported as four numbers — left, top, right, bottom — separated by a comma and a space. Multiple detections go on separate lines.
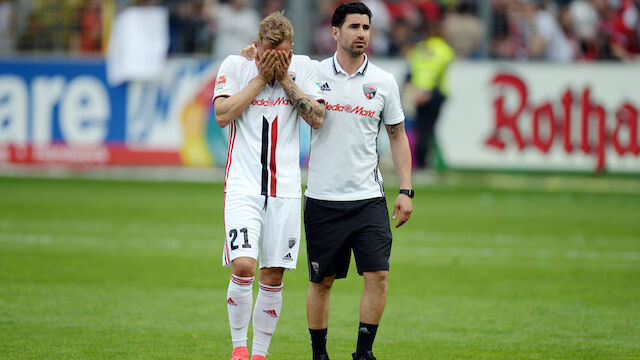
274, 49, 292, 83
240, 43, 257, 60
257, 49, 277, 83
392, 193, 412, 228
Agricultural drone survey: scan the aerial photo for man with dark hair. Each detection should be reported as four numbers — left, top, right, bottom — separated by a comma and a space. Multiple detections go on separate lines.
238, 3, 412, 358
305, 2, 413, 360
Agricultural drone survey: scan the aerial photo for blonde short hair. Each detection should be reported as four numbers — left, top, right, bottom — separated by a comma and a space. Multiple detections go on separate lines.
258, 11, 294, 46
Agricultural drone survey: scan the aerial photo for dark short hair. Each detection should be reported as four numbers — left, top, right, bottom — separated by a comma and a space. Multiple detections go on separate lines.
331, 2, 372, 28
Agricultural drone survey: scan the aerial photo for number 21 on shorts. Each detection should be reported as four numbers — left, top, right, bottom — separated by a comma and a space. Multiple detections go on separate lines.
229, 228, 251, 250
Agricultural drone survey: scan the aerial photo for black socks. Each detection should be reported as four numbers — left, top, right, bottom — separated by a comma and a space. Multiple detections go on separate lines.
310, 328, 328, 359
355, 322, 378, 356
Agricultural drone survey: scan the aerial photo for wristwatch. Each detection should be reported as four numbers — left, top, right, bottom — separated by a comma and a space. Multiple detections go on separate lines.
399, 189, 414, 198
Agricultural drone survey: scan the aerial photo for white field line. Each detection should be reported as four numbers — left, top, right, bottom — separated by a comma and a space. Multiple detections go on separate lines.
0, 218, 220, 238
404, 231, 640, 246
4, 219, 637, 246
393, 245, 640, 261
1, 231, 639, 262
0, 232, 217, 251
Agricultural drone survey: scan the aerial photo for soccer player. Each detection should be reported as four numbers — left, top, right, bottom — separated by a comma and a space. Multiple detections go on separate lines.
304, 3, 413, 360
213, 12, 325, 360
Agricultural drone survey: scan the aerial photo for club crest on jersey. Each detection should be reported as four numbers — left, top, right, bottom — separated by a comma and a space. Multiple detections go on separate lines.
288, 71, 296, 81
215, 75, 226, 91
363, 84, 377, 99
288, 237, 296, 248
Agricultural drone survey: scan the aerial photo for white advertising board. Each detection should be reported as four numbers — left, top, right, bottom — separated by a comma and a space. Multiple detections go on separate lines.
438, 62, 640, 174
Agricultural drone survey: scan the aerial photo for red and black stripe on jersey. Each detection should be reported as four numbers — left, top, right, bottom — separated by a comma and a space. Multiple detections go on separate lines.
260, 116, 279, 197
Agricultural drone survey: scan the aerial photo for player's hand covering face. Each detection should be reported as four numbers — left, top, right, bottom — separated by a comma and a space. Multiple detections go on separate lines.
256, 49, 277, 82
274, 49, 293, 82
256, 40, 293, 83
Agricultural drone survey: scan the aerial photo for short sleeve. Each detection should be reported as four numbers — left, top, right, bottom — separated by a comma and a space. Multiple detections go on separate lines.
297, 57, 324, 102
213, 56, 241, 102
381, 75, 405, 125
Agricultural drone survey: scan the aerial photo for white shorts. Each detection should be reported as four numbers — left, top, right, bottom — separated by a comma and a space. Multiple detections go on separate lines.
222, 192, 301, 269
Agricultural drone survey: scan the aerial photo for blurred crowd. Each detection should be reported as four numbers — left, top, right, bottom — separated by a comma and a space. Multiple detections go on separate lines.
491, 0, 640, 61
0, 0, 639, 61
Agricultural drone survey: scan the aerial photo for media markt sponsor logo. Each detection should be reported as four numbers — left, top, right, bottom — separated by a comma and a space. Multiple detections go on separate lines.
324, 102, 376, 118
251, 97, 293, 107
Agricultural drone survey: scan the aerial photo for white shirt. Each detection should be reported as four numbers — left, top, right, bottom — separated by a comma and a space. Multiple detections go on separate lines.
214, 55, 323, 198
106, 6, 169, 86
305, 54, 405, 201
213, 4, 260, 59
535, 10, 573, 62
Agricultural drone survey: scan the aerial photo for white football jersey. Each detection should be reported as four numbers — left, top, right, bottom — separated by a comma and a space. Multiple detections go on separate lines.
214, 55, 323, 198
305, 54, 405, 201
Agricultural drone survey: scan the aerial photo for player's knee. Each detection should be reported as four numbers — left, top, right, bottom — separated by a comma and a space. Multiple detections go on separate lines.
231, 257, 256, 277
259, 267, 284, 286
314, 276, 335, 292
364, 271, 388, 291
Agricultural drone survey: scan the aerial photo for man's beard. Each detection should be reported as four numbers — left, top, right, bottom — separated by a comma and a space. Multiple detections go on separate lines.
341, 41, 367, 57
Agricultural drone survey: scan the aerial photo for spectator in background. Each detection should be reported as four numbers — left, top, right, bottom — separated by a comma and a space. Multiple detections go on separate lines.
591, 0, 619, 59
211, 0, 260, 59
387, 0, 427, 40
17, 12, 53, 51
406, 19, 454, 169
388, 17, 413, 56
0, 0, 16, 54
569, 0, 600, 59
17, 1, 70, 51
491, 0, 513, 58
443, 0, 484, 58
106, 0, 169, 86
260, 0, 285, 19
605, 0, 639, 60
312, 0, 337, 55
525, 0, 575, 61
168, 0, 210, 54
363, 0, 392, 54
73, 0, 103, 54
558, 3, 581, 58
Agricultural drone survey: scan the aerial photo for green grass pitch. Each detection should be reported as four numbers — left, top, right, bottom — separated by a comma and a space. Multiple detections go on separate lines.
1, 176, 639, 359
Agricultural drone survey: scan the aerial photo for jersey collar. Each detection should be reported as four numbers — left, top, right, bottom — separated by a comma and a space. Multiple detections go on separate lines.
332, 52, 369, 77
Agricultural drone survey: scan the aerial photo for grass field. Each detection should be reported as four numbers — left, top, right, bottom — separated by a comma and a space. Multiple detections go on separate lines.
1, 175, 639, 359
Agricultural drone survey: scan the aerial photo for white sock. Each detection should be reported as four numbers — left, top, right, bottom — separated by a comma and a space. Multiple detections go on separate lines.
227, 274, 254, 348
251, 282, 283, 357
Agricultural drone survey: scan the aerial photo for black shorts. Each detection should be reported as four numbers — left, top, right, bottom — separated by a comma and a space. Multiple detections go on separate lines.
304, 196, 392, 283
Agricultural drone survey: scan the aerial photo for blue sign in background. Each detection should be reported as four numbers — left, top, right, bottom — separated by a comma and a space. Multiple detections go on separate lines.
0, 58, 128, 144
